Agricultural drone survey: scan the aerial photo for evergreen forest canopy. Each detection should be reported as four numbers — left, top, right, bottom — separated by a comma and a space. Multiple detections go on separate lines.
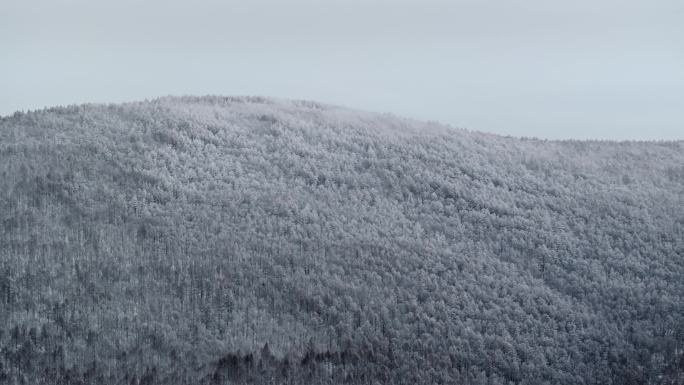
0, 96, 683, 385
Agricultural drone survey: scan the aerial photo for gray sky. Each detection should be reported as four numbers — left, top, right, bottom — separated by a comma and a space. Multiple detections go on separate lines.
1, 0, 682, 140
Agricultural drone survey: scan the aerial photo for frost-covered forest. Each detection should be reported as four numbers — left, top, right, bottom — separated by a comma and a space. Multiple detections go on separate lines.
0, 96, 683, 384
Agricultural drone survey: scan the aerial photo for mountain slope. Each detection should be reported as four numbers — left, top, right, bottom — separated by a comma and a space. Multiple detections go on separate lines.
1, 96, 683, 384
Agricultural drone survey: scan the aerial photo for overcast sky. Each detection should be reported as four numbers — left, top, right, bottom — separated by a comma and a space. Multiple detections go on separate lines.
1, 0, 682, 140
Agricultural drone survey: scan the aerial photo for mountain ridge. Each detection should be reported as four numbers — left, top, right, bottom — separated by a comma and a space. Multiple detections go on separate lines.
5, 95, 683, 144
0, 96, 682, 384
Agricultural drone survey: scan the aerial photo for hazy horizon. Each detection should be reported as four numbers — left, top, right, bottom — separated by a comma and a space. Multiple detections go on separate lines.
1, 0, 682, 140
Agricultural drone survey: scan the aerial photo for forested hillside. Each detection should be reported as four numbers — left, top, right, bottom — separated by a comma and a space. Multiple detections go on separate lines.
1, 96, 683, 385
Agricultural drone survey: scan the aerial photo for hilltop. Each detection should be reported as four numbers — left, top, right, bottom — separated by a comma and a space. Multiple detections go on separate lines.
1, 96, 683, 384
